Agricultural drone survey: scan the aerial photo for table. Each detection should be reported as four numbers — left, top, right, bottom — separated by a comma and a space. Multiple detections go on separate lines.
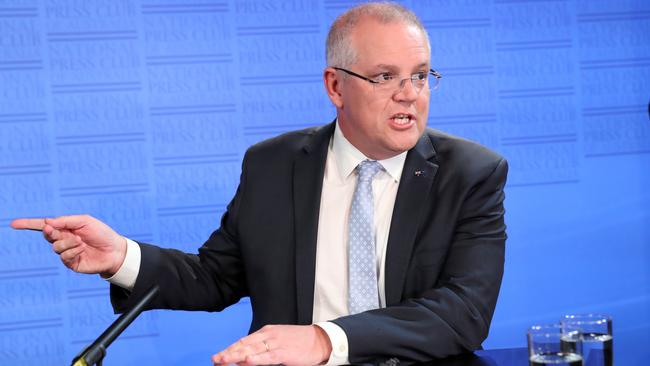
372, 348, 530, 366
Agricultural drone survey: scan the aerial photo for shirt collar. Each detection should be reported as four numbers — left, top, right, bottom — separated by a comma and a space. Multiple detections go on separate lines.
332, 121, 407, 183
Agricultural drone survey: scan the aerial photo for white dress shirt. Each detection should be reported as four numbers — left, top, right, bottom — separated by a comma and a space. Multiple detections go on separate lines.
107, 122, 407, 365
312, 123, 406, 364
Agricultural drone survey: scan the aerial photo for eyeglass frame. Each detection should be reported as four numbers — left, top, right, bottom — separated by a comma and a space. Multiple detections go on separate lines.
332, 66, 442, 93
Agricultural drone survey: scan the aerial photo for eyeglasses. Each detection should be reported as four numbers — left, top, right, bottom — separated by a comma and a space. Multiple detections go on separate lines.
333, 67, 441, 94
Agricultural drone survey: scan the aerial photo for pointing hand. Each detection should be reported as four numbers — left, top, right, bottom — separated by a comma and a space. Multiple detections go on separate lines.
11, 215, 127, 276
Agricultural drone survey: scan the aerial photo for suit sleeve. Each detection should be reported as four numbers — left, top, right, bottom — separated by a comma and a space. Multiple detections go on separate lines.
332, 157, 508, 363
110, 153, 251, 313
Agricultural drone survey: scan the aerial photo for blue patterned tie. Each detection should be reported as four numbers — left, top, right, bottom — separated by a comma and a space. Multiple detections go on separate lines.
348, 160, 382, 314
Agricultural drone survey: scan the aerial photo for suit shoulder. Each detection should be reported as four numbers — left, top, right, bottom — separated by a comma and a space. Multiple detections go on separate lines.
426, 128, 503, 161
425, 128, 506, 177
242, 123, 332, 170
245, 125, 320, 159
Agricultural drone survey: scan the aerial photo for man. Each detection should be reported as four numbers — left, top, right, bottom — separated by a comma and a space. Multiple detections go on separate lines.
11, 3, 507, 365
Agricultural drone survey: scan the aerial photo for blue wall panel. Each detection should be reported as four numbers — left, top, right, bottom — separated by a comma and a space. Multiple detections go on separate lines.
1, 0, 648, 365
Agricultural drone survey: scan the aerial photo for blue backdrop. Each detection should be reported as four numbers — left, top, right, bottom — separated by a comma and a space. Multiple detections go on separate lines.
1, 0, 648, 365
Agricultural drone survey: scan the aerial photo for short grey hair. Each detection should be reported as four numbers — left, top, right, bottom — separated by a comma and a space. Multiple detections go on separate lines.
325, 2, 431, 68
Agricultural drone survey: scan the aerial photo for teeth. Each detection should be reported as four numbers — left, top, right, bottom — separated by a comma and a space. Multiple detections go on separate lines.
393, 115, 411, 125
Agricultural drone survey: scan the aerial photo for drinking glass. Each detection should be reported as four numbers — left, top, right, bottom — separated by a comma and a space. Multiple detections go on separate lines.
527, 324, 582, 366
561, 314, 613, 366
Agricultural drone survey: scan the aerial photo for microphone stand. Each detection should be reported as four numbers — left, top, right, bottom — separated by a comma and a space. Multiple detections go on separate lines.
71, 285, 160, 366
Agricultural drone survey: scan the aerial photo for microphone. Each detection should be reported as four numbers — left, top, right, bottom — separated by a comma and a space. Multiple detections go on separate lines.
71, 285, 159, 366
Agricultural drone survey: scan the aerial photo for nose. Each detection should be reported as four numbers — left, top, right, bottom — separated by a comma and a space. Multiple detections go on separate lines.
393, 78, 419, 102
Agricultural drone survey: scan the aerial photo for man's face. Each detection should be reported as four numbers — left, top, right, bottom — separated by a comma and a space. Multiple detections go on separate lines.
334, 19, 431, 160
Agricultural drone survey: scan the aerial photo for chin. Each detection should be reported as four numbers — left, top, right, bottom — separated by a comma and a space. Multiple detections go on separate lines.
385, 140, 419, 155
392, 131, 422, 149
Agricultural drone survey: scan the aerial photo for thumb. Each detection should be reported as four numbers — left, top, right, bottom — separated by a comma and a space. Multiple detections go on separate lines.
45, 215, 91, 230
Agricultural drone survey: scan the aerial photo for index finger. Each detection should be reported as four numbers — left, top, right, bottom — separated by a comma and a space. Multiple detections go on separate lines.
10, 218, 46, 231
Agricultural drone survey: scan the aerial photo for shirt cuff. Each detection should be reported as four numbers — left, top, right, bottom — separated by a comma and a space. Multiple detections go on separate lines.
314, 321, 350, 366
103, 238, 141, 291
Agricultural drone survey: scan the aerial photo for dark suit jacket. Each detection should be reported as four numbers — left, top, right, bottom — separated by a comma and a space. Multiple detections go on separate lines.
111, 122, 508, 363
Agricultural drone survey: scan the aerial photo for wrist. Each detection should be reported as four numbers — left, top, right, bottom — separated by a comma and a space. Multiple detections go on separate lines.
104, 236, 128, 277
312, 324, 333, 364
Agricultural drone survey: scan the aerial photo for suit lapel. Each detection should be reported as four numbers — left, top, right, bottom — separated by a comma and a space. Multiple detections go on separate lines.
293, 122, 334, 325
385, 133, 439, 305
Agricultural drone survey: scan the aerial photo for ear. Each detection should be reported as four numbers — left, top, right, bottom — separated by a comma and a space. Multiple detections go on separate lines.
323, 67, 344, 108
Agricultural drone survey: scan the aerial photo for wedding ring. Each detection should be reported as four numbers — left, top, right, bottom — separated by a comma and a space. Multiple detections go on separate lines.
262, 340, 270, 352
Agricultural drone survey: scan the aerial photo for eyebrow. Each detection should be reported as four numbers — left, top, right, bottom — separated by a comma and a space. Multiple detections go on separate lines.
372, 62, 430, 72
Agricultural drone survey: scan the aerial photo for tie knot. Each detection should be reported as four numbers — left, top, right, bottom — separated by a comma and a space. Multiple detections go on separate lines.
357, 160, 382, 181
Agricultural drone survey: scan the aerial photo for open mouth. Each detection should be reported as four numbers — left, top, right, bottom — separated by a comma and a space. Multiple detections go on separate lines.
390, 113, 415, 126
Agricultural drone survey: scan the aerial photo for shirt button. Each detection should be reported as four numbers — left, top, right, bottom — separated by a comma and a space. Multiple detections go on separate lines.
339, 345, 346, 353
